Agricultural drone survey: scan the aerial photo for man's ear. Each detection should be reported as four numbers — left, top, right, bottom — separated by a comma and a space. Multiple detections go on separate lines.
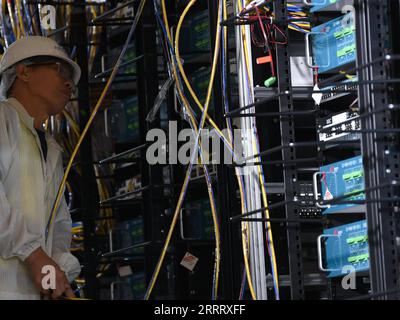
15, 64, 30, 82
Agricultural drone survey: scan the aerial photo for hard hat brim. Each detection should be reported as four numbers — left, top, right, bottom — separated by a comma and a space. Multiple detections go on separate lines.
56, 56, 81, 85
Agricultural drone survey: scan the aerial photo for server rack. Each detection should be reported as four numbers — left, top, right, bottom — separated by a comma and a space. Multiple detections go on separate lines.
355, 0, 400, 299
4, 0, 398, 300
228, 0, 400, 300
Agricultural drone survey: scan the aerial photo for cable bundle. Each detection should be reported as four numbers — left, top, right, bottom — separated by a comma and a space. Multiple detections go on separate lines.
70, 221, 84, 252
287, 3, 310, 33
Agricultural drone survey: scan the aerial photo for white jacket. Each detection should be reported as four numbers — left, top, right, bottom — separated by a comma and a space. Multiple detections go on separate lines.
0, 97, 81, 300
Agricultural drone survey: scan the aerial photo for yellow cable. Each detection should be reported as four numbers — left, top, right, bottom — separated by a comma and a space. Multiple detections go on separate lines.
145, 0, 222, 300
46, 0, 147, 241
161, 0, 256, 300
224, 0, 257, 301
89, 5, 100, 73
15, 0, 25, 37
160, 3, 232, 151
93, 165, 106, 233
94, 164, 113, 234
237, 0, 279, 299
62, 110, 80, 137
160, 0, 222, 290
166, 0, 222, 298
223, 0, 257, 300
220, 0, 256, 300
340, 70, 355, 80
6, 0, 17, 39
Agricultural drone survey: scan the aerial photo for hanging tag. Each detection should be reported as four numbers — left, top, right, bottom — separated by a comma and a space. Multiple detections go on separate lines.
118, 265, 133, 277
312, 84, 323, 105
180, 252, 199, 271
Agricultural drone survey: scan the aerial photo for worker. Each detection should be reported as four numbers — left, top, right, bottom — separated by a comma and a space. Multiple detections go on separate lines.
0, 36, 82, 300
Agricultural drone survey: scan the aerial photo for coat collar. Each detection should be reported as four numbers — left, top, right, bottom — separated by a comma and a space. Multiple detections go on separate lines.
6, 97, 36, 133
6, 97, 63, 153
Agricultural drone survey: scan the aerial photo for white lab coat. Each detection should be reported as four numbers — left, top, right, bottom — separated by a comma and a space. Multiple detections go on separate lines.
0, 97, 81, 299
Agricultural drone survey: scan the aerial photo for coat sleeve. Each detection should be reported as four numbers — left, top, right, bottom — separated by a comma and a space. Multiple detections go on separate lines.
51, 160, 81, 282
0, 106, 42, 261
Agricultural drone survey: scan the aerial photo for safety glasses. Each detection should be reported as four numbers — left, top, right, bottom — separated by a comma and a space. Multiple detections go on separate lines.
26, 61, 74, 83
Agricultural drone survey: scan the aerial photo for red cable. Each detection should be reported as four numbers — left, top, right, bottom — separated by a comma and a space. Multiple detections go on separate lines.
313, 66, 319, 84
254, 5, 275, 77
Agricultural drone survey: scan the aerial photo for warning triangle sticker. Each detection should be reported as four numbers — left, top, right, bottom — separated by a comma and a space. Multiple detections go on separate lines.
324, 188, 334, 200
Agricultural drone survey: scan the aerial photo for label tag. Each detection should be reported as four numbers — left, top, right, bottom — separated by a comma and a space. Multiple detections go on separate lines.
118, 265, 133, 277
180, 252, 199, 271
312, 84, 323, 105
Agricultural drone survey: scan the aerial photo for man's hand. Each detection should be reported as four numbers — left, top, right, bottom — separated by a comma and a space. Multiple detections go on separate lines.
25, 247, 75, 299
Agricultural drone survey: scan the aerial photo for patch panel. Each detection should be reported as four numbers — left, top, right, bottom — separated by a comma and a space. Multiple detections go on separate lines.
189, 67, 215, 115
106, 44, 137, 75
108, 96, 140, 143
320, 77, 358, 103
296, 182, 322, 218
180, 199, 215, 240
318, 110, 360, 144
321, 220, 369, 278
115, 217, 145, 255
129, 272, 146, 299
190, 163, 217, 180
181, 10, 210, 53
311, 13, 356, 73
115, 175, 142, 200
318, 155, 365, 214
112, 271, 146, 300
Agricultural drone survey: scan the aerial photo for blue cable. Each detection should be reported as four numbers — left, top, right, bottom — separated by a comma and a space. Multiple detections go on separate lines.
239, 266, 247, 300
289, 22, 309, 33
22, 0, 33, 35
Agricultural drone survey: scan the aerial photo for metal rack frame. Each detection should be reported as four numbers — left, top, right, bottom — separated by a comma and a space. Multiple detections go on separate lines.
356, 0, 400, 299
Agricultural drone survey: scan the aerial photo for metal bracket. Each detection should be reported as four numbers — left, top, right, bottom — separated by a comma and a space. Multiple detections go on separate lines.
317, 234, 342, 272
312, 172, 332, 209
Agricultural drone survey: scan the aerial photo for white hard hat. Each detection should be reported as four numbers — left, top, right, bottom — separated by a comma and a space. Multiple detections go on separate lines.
0, 36, 81, 85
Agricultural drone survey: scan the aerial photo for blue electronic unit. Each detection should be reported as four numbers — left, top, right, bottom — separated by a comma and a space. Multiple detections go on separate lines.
311, 13, 356, 73
323, 220, 369, 278
311, 0, 337, 12
319, 155, 365, 214
116, 218, 144, 255
182, 199, 214, 240
310, 0, 350, 13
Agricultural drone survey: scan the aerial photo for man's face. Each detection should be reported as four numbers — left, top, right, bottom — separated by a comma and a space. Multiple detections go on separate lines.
26, 60, 74, 115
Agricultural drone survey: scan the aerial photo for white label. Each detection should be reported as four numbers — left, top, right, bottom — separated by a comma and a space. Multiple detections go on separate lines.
312, 84, 323, 105
180, 252, 199, 271
118, 265, 133, 277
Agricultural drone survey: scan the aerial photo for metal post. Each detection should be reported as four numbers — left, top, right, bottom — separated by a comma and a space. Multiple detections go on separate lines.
135, 0, 169, 299
72, 0, 99, 299
355, 0, 400, 299
273, 0, 305, 300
